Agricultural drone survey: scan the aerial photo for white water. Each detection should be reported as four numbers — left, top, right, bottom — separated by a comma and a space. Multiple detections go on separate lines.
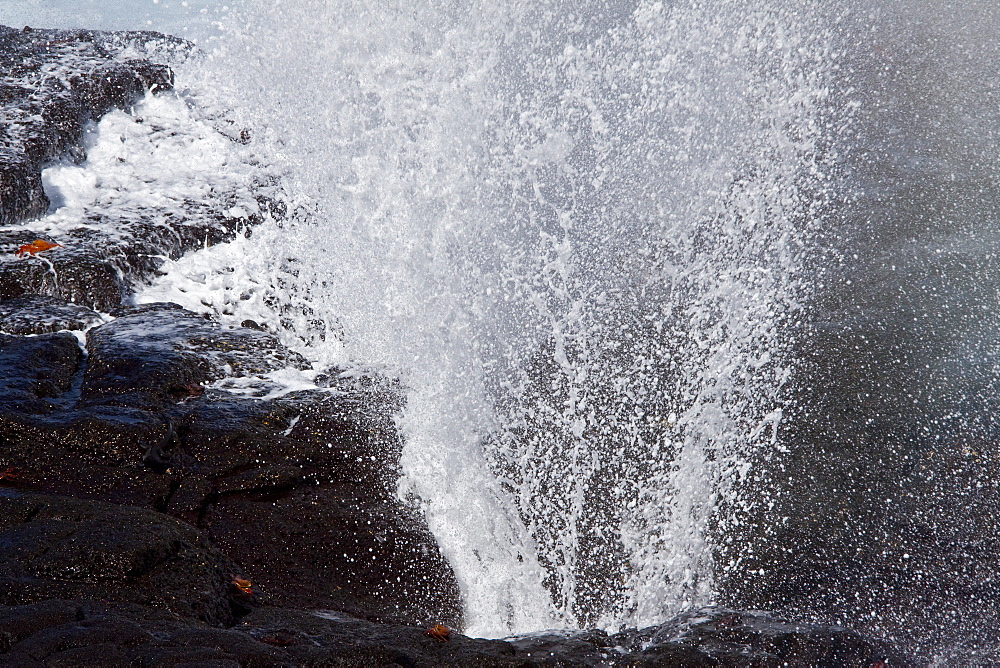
4, 0, 844, 638
135, 0, 846, 636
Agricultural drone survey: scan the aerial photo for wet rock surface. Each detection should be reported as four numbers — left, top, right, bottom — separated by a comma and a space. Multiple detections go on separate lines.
0, 490, 242, 627
0, 24, 918, 667
81, 302, 308, 409
0, 294, 103, 334
0, 330, 81, 413
0, 601, 914, 667
614, 608, 916, 667
0, 306, 463, 630
502, 607, 918, 666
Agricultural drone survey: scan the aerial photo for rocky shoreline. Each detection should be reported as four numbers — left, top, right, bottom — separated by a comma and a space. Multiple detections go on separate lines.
0, 25, 916, 666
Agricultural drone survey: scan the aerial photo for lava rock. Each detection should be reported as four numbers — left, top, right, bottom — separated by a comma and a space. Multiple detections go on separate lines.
0, 405, 180, 508
0, 301, 462, 627
0, 213, 268, 312
0, 18, 538, 665
0, 26, 265, 312
504, 607, 917, 666
168, 388, 463, 628
506, 628, 624, 665
0, 238, 126, 312
0, 490, 242, 626
613, 608, 917, 667
0, 330, 82, 413
82, 302, 308, 409
0, 602, 518, 667
0, 599, 919, 667
0, 294, 103, 334
239, 607, 519, 667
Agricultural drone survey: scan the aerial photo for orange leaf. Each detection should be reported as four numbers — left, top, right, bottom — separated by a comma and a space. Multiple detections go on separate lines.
16, 239, 61, 257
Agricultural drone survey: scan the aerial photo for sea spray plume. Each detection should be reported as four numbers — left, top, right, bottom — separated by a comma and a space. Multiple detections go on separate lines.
215, 0, 561, 635
172, 0, 849, 635
478, 0, 849, 629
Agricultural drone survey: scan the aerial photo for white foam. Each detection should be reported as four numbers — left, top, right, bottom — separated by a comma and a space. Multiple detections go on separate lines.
9, 88, 263, 252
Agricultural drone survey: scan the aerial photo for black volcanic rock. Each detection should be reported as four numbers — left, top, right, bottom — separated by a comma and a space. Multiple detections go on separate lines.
0, 599, 916, 667
0, 212, 274, 313
0, 239, 127, 312
0, 330, 81, 413
0, 294, 103, 334
0, 24, 273, 312
168, 388, 463, 626
0, 490, 242, 626
81, 302, 307, 409
0, 300, 463, 628
612, 608, 917, 667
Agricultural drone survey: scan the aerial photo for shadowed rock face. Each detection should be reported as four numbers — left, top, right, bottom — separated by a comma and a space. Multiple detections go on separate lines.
0, 331, 81, 413
0, 490, 242, 626
0, 600, 914, 667
0, 303, 464, 629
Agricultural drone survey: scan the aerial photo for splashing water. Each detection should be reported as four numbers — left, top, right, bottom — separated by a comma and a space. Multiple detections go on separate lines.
145, 0, 848, 636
